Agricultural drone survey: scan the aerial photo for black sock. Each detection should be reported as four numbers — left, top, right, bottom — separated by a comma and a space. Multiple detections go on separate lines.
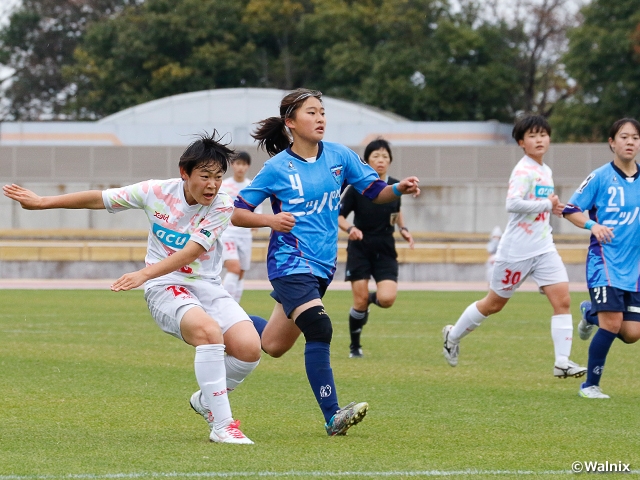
368, 291, 379, 307
349, 308, 367, 349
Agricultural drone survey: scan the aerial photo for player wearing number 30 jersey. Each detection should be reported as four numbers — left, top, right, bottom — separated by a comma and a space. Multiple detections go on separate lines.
442, 115, 586, 380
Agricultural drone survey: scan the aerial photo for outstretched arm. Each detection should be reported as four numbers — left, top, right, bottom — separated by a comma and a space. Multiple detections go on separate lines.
3, 184, 105, 210
373, 176, 420, 204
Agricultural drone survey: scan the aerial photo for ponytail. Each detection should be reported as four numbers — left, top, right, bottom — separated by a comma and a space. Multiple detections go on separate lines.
252, 88, 323, 157
251, 116, 291, 157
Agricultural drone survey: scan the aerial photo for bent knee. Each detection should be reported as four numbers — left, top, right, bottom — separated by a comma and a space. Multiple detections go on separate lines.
377, 297, 396, 308
235, 342, 262, 362
263, 344, 287, 358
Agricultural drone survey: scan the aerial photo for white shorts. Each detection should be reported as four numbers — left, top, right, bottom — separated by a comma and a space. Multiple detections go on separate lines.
490, 250, 568, 299
144, 279, 251, 341
221, 235, 252, 271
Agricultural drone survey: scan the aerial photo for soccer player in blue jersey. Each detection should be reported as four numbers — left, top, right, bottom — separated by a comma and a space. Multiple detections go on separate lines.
230, 88, 420, 436
563, 118, 640, 399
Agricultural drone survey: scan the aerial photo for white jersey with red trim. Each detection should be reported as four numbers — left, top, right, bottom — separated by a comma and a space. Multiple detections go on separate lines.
495, 155, 557, 262
102, 178, 232, 285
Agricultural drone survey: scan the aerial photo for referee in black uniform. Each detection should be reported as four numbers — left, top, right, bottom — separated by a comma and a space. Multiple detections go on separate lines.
338, 138, 414, 358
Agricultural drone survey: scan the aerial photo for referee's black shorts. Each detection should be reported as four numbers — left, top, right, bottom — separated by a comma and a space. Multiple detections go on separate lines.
345, 234, 398, 283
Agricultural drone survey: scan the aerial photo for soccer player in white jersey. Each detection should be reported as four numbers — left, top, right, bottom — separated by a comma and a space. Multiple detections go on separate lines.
3, 133, 261, 444
442, 115, 586, 379
220, 151, 261, 302
563, 118, 640, 399
231, 88, 420, 436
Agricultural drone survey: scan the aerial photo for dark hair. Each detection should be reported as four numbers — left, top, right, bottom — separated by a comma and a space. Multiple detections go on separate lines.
234, 151, 252, 165
252, 88, 323, 157
512, 114, 551, 142
179, 131, 234, 176
364, 138, 393, 163
609, 118, 640, 141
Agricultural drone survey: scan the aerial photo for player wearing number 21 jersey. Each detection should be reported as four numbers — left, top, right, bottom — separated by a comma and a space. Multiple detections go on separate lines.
564, 162, 640, 291
562, 117, 640, 399
442, 115, 586, 380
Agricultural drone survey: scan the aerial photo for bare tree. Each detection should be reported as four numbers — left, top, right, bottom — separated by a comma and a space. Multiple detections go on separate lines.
470, 0, 584, 116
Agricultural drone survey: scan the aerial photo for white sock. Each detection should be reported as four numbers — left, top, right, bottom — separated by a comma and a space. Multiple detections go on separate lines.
233, 279, 244, 303
551, 314, 573, 365
449, 302, 487, 343
194, 344, 232, 430
223, 273, 240, 300
225, 355, 260, 392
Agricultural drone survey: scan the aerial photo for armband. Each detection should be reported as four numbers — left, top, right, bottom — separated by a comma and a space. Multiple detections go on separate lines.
392, 183, 402, 197
584, 220, 596, 230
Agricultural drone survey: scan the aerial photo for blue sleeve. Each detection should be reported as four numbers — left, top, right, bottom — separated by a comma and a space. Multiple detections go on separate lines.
564, 172, 598, 215
342, 147, 386, 200
235, 163, 274, 211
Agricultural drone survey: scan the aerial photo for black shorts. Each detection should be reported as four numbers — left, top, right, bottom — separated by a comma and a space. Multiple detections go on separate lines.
270, 273, 330, 317
345, 234, 398, 283
588, 286, 640, 321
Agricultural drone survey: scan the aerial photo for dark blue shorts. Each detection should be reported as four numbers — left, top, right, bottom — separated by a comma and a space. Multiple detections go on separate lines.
588, 286, 640, 321
270, 274, 330, 317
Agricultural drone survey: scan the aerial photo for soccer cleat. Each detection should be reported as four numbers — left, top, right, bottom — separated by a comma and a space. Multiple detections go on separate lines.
578, 300, 595, 341
349, 347, 364, 358
325, 401, 369, 436
579, 383, 610, 399
554, 360, 587, 378
442, 324, 459, 367
190, 390, 214, 431
210, 419, 254, 444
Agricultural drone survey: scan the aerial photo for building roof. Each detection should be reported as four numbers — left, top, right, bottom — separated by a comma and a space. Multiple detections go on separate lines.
1, 88, 513, 146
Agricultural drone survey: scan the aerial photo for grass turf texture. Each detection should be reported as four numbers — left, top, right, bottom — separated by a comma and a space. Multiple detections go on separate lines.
0, 289, 639, 480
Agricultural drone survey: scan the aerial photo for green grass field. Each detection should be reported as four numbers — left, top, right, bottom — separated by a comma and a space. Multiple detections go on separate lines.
1, 289, 639, 479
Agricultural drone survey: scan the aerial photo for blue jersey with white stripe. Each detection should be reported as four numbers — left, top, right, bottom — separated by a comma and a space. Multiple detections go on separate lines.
565, 162, 640, 291
236, 141, 385, 281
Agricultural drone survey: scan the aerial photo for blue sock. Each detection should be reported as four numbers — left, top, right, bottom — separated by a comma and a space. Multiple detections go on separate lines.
249, 315, 268, 338
585, 309, 599, 326
584, 329, 616, 387
304, 341, 339, 423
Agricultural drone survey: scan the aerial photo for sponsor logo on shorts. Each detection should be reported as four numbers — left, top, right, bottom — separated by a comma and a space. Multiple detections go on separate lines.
200, 228, 211, 237
165, 285, 193, 298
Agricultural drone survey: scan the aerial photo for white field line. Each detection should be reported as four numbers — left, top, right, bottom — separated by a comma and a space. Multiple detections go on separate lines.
3, 470, 633, 479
